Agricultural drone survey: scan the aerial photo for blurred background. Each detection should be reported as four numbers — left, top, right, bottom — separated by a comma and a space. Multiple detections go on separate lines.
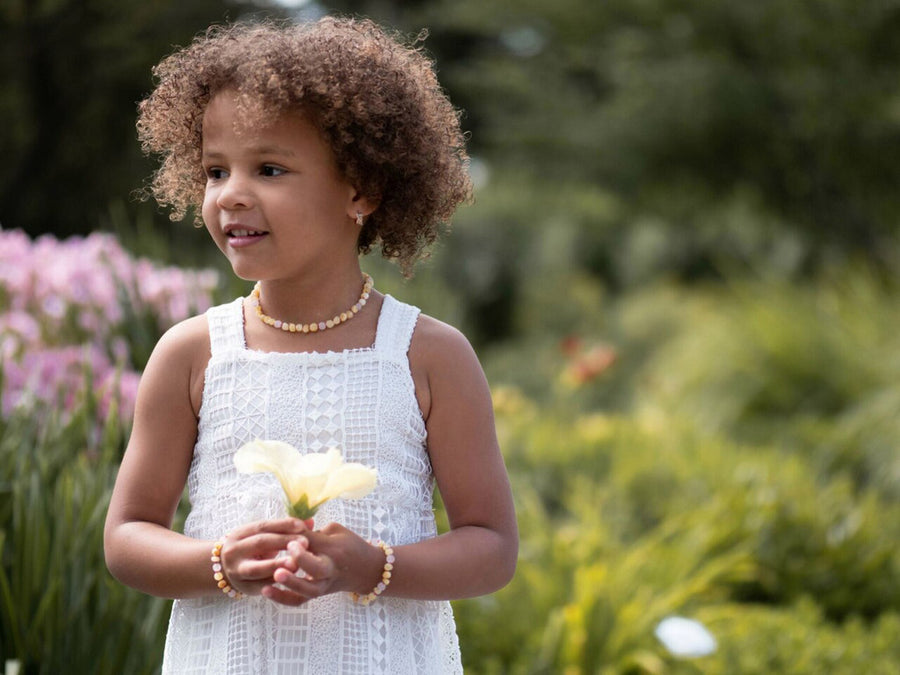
2, 0, 900, 672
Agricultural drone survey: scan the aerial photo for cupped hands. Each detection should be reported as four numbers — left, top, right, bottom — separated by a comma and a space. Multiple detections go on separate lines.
217, 517, 312, 598
262, 522, 387, 606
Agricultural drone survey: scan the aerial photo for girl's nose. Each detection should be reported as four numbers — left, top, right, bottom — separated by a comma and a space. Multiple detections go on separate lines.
216, 173, 253, 210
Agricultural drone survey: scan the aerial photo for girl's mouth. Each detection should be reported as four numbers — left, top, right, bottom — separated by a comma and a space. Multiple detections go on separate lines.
227, 229, 266, 238
225, 229, 268, 247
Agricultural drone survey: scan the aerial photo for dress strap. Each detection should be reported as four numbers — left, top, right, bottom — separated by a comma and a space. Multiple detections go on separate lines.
206, 297, 246, 356
374, 295, 421, 359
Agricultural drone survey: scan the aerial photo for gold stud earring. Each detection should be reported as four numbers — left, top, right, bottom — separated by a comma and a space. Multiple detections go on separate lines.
356, 211, 364, 227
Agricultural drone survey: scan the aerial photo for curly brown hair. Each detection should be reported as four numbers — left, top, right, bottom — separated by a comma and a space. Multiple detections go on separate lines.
137, 16, 472, 275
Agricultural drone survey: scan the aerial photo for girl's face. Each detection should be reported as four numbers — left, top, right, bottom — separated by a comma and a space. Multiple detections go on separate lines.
200, 91, 364, 283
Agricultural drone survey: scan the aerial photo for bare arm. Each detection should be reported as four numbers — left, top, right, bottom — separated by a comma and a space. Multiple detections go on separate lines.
103, 317, 308, 599
268, 315, 518, 603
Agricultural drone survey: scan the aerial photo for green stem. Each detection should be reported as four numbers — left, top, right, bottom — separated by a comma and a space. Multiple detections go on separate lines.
287, 495, 319, 520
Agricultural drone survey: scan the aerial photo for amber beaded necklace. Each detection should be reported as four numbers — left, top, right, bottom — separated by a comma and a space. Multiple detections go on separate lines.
250, 274, 373, 333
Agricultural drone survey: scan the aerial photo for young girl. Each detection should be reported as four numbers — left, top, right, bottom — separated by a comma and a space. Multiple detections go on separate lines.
103, 16, 518, 675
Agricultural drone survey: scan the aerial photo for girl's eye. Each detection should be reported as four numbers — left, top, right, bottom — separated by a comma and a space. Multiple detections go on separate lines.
206, 167, 227, 180
262, 165, 286, 177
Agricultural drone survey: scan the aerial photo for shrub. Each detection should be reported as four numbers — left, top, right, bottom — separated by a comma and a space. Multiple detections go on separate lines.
689, 601, 900, 675
452, 386, 900, 673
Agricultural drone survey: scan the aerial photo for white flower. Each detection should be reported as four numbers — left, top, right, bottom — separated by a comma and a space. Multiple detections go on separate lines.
654, 616, 717, 658
234, 440, 377, 519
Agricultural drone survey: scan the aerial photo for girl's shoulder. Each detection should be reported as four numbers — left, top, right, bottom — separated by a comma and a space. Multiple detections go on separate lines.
409, 312, 473, 361
145, 313, 211, 416
408, 312, 485, 422
153, 313, 211, 363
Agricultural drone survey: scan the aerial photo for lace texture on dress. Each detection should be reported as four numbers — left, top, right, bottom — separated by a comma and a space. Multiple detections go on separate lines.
161, 295, 463, 674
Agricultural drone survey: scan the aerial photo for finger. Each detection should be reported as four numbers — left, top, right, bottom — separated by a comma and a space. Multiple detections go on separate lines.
318, 521, 348, 536
289, 551, 335, 580
261, 583, 310, 607
298, 529, 332, 554
229, 518, 310, 540
229, 533, 308, 561
236, 535, 309, 574
273, 538, 309, 575
286, 538, 309, 557
239, 557, 306, 581
272, 567, 327, 597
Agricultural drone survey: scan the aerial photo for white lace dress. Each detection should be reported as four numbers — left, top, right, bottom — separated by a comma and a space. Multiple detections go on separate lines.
161, 295, 462, 674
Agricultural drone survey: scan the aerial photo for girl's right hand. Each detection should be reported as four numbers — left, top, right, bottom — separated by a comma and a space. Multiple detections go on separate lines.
218, 518, 311, 597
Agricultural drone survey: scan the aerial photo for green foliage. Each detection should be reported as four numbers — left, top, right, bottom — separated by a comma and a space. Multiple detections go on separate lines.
691, 601, 900, 675
0, 389, 170, 674
452, 400, 900, 672
637, 268, 900, 497
445, 266, 900, 673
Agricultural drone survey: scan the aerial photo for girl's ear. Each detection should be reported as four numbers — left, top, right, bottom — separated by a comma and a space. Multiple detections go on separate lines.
346, 189, 380, 221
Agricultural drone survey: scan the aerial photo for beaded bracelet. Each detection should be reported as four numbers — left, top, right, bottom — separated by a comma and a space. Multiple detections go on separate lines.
350, 540, 394, 606
211, 539, 244, 599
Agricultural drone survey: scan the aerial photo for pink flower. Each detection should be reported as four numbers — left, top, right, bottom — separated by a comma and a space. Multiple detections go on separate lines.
0, 228, 219, 424
1, 343, 140, 424
97, 367, 141, 423
0, 310, 40, 341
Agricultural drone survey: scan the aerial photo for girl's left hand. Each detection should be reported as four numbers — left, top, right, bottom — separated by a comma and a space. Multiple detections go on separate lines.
262, 522, 386, 606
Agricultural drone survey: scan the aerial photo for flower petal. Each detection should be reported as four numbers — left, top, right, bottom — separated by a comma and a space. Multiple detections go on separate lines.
234, 440, 299, 472
294, 450, 337, 476
322, 463, 378, 500
319, 447, 344, 473
289, 452, 337, 505
234, 439, 302, 494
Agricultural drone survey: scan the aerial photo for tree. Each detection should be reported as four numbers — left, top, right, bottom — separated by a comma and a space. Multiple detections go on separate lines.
0, 0, 265, 238
324, 0, 900, 278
